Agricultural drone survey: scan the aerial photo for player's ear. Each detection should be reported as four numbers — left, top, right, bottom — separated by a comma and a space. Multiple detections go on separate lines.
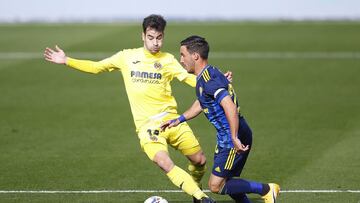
193, 52, 200, 61
142, 32, 145, 41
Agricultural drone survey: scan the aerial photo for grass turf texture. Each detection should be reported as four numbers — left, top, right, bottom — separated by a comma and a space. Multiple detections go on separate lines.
0, 22, 360, 202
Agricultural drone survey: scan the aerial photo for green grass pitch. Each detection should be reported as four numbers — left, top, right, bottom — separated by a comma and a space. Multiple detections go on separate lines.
0, 21, 360, 202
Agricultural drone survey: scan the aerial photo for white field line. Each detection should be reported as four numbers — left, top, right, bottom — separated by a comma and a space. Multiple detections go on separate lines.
0, 189, 359, 194
1, 52, 360, 60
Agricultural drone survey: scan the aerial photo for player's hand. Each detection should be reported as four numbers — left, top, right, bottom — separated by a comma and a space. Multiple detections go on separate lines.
44, 45, 67, 64
160, 119, 180, 131
224, 71, 233, 82
232, 138, 249, 153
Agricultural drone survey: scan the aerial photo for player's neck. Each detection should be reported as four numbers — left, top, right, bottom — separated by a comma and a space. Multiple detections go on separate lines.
195, 60, 208, 76
143, 47, 160, 57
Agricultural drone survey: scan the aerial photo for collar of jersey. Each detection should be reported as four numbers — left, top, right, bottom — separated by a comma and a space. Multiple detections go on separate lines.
142, 47, 161, 58
197, 64, 211, 81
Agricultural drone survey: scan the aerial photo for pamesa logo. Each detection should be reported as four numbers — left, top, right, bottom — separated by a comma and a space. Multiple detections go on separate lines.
130, 71, 162, 84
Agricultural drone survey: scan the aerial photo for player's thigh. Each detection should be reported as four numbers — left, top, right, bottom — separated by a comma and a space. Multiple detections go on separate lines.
139, 124, 169, 161
142, 142, 168, 161
168, 122, 201, 156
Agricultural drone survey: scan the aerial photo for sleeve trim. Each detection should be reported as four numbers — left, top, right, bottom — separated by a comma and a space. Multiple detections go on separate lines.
214, 88, 226, 98
215, 90, 229, 104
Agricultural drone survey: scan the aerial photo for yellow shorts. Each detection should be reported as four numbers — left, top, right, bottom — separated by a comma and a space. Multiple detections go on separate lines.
138, 112, 201, 160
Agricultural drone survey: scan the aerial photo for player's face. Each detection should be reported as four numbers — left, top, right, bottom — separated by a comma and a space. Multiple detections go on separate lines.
180, 45, 196, 73
142, 28, 164, 54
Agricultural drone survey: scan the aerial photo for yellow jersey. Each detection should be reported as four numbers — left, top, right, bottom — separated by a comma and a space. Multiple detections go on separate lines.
66, 47, 196, 131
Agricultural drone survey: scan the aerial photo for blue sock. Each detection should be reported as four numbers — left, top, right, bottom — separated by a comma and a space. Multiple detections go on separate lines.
221, 178, 263, 195
229, 193, 251, 203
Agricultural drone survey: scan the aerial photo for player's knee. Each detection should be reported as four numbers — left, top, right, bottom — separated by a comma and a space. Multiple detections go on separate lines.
208, 181, 221, 193
198, 153, 207, 166
194, 155, 206, 166
208, 178, 225, 194
189, 151, 207, 166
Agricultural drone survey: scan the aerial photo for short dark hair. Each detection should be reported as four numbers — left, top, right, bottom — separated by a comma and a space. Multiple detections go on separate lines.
142, 14, 167, 33
180, 35, 209, 59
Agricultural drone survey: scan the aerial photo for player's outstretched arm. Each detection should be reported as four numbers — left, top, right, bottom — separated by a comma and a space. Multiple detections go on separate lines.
44, 45, 118, 74
160, 100, 202, 131
44, 45, 67, 64
220, 96, 249, 153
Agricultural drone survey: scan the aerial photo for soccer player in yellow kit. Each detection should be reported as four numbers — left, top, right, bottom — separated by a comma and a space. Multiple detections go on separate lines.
44, 15, 226, 203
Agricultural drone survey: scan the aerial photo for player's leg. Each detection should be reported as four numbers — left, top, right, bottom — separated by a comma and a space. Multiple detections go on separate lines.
140, 123, 209, 201
209, 173, 278, 203
143, 142, 208, 200
212, 117, 279, 202
221, 180, 280, 203
238, 117, 280, 202
218, 177, 270, 197
185, 147, 207, 186
209, 143, 266, 199
168, 122, 207, 186
207, 174, 248, 203
165, 119, 211, 202
186, 150, 208, 203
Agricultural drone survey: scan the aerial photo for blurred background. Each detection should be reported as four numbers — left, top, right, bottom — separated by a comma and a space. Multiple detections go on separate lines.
1, 0, 360, 22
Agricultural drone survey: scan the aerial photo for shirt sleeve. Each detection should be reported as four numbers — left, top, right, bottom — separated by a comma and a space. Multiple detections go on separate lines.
66, 51, 125, 74
169, 57, 196, 87
203, 75, 230, 104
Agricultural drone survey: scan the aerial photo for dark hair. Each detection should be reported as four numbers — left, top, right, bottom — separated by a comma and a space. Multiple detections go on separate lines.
180, 35, 209, 59
142, 14, 167, 33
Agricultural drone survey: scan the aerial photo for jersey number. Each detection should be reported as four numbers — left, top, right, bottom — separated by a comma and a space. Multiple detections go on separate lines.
228, 84, 241, 113
147, 129, 159, 136
147, 129, 160, 141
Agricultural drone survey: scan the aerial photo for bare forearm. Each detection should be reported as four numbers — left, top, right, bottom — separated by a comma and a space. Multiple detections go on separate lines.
160, 100, 202, 131
221, 95, 249, 152
182, 100, 202, 121
221, 97, 239, 140
225, 105, 239, 140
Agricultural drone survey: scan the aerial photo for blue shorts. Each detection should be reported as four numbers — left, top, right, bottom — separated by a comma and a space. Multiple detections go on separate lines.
212, 117, 253, 178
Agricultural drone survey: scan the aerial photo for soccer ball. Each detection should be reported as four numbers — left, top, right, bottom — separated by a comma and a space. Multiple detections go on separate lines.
144, 196, 168, 203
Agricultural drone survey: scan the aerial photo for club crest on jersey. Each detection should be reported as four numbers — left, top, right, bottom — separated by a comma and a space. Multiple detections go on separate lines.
154, 62, 162, 69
